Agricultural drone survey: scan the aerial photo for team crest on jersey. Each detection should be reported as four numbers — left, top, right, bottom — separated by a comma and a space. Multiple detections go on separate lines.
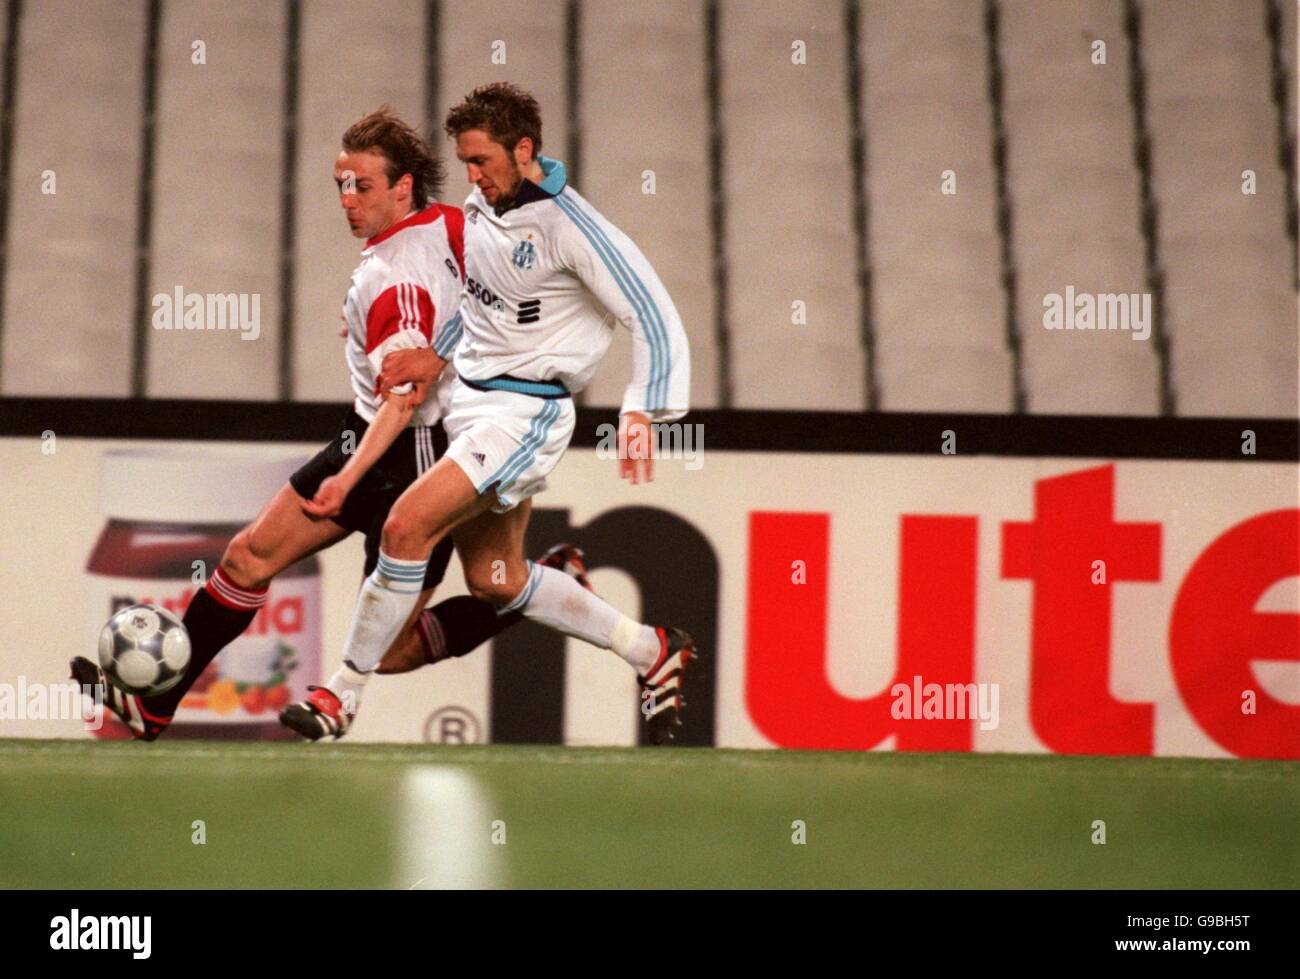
512, 238, 537, 270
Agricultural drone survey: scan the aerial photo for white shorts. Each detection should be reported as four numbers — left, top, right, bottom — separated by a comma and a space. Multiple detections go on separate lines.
442, 380, 576, 512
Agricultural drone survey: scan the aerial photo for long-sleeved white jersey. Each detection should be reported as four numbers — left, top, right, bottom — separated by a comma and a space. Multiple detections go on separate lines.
343, 202, 465, 425
448, 156, 690, 421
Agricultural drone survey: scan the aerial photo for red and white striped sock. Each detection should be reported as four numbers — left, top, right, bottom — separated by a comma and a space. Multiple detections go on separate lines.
146, 566, 268, 717
205, 566, 269, 612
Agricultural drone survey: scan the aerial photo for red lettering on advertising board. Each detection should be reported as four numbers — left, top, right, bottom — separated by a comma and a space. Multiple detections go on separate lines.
1002, 465, 1160, 755
745, 511, 977, 750
246, 596, 304, 636
744, 463, 1297, 759
1170, 510, 1300, 759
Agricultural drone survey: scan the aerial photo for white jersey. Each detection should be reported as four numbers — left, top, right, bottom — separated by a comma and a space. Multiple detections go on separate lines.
451, 157, 690, 421
342, 202, 466, 425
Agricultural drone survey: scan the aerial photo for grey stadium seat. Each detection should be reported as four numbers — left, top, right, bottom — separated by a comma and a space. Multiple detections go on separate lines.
862, 0, 1009, 411
146, 0, 284, 400
1142, 0, 1294, 416
722, 0, 864, 409
1002, 0, 1155, 414
292, 0, 425, 404
2, 0, 144, 396
579, 0, 718, 409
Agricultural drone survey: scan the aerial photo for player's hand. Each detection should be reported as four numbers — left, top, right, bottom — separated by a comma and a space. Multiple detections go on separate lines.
618, 411, 654, 484
378, 348, 444, 408
301, 475, 350, 520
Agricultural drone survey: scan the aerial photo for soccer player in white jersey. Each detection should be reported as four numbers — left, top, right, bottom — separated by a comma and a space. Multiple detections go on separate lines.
71, 107, 585, 741
295, 83, 697, 744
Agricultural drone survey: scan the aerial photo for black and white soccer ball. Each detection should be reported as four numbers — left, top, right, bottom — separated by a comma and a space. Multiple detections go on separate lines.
98, 603, 192, 696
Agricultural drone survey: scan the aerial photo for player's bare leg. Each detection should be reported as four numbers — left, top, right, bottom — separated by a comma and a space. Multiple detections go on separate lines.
222, 485, 352, 586
279, 459, 489, 739
288, 540, 594, 739
343, 457, 491, 672
451, 500, 696, 743
453, 503, 656, 665
377, 542, 593, 673
158, 482, 350, 706
453, 498, 533, 602
290, 450, 693, 742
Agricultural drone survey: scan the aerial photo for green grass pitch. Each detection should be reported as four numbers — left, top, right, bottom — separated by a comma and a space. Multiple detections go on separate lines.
0, 740, 1295, 888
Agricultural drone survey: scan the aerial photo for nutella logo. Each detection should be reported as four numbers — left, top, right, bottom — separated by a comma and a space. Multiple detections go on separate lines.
112, 590, 304, 636
745, 465, 1299, 759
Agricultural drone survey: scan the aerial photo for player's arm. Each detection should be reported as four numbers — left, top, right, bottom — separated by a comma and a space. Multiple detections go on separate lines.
302, 281, 436, 519
556, 214, 691, 483
378, 309, 462, 403
301, 391, 415, 519
378, 349, 446, 405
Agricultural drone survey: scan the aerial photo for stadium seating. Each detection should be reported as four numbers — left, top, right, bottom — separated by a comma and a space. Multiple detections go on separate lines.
577, 0, 719, 409
1000, 0, 1159, 415
1142, 0, 1295, 416
292, 0, 425, 404
722, 0, 865, 409
999, 0, 1129, 105
0, 0, 1293, 418
146, 0, 285, 400
1, 0, 144, 396
863, 0, 1012, 411
440, 0, 570, 169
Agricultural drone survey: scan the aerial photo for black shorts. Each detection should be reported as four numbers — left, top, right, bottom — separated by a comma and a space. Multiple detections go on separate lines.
289, 409, 454, 591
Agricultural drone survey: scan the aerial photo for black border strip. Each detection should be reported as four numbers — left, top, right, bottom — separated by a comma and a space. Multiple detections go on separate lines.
0, 397, 1294, 460
0, 0, 21, 387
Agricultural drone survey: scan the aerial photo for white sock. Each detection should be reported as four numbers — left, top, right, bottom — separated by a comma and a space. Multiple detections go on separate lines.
334, 551, 427, 706
325, 664, 370, 714
504, 562, 662, 674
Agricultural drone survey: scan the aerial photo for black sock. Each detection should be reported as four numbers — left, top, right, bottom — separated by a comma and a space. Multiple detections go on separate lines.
426, 595, 520, 660
143, 588, 259, 716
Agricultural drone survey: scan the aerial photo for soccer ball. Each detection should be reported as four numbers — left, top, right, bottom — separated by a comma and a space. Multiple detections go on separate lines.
98, 604, 192, 696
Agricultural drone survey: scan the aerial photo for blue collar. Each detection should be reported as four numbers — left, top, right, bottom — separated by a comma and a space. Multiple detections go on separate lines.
495, 156, 568, 215
536, 155, 567, 195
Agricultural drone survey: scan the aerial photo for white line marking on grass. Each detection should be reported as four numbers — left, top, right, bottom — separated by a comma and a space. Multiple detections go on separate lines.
397, 766, 504, 890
